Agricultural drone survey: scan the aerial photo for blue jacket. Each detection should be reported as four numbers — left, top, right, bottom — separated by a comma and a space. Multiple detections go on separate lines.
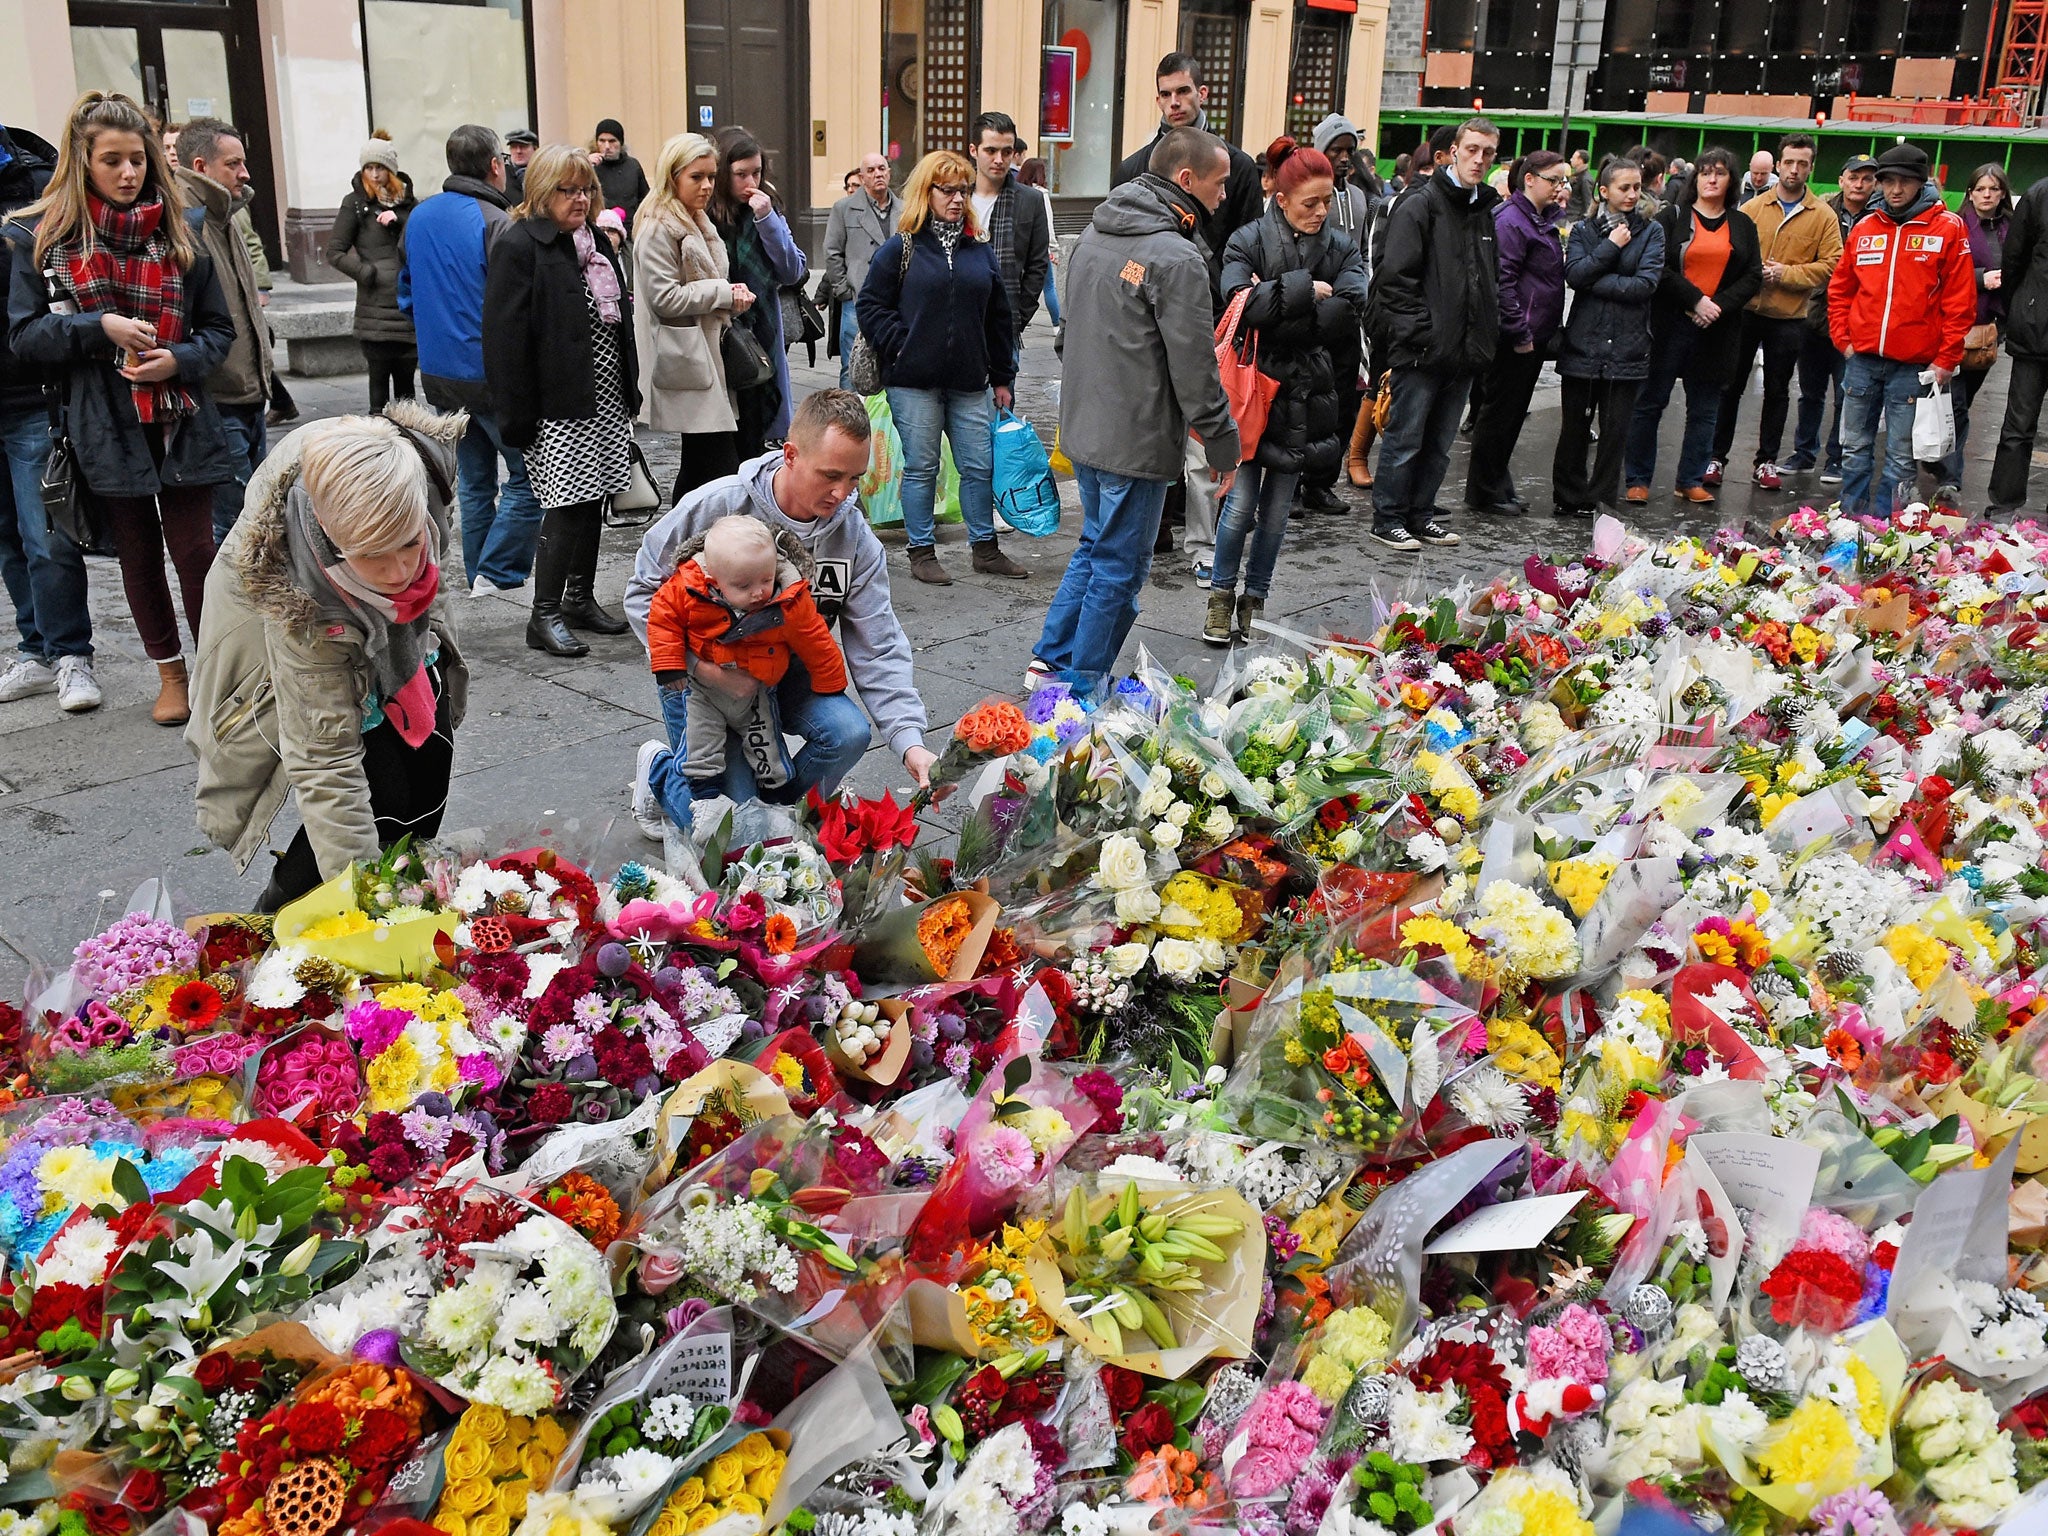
398, 173, 510, 406
856, 227, 1016, 394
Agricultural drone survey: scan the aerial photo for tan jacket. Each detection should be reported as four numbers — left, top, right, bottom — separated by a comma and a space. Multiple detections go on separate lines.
186, 400, 469, 876
1740, 187, 1845, 321
174, 166, 273, 405
632, 206, 738, 435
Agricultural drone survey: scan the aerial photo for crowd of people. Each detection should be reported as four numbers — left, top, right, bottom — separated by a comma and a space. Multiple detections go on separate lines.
8, 80, 2048, 895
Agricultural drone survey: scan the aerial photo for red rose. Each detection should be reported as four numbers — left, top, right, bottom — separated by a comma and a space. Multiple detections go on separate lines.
1101, 1366, 1145, 1415
1120, 1401, 1176, 1460
192, 1352, 232, 1391
283, 1400, 346, 1456
119, 1470, 164, 1514
966, 1365, 1007, 1401
231, 1358, 266, 1392
347, 1407, 413, 1468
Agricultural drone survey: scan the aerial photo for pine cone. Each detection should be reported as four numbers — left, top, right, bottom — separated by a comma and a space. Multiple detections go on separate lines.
292, 955, 352, 994
1816, 951, 1861, 984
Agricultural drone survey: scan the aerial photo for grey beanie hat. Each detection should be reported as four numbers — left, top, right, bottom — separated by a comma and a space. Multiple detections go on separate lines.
1312, 113, 1362, 153
359, 137, 400, 172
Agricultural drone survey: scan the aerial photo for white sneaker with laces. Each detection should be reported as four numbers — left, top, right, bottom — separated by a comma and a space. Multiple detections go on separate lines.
0, 656, 55, 702
54, 656, 101, 713
471, 576, 510, 597
630, 739, 669, 842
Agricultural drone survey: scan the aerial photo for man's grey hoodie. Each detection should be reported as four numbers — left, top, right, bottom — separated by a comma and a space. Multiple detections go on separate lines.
1058, 175, 1239, 482
624, 452, 927, 759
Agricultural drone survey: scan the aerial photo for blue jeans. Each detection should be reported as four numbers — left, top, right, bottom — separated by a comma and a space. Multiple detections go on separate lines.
887, 386, 996, 548
647, 663, 872, 825
1840, 351, 1924, 515
1625, 366, 1721, 491
1792, 327, 1844, 469
0, 406, 91, 660
456, 409, 543, 588
212, 401, 267, 543
837, 304, 860, 390
1210, 461, 1297, 599
1033, 464, 1170, 686
1373, 365, 1469, 526
1044, 271, 1062, 326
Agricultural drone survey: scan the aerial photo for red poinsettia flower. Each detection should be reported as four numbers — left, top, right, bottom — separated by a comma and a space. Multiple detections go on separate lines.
856, 792, 918, 851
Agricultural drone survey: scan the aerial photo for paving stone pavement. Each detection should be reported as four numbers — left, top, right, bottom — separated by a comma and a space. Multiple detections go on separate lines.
0, 308, 2029, 996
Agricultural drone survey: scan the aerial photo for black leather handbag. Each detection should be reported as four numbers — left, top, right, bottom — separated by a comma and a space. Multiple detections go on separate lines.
38, 389, 98, 551
720, 321, 776, 392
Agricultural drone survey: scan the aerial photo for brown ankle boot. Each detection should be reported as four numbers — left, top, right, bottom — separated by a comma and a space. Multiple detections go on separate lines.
152, 659, 190, 727
1347, 409, 1375, 488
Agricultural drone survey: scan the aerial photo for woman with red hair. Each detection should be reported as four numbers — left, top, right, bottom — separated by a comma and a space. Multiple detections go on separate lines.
1204, 138, 1367, 646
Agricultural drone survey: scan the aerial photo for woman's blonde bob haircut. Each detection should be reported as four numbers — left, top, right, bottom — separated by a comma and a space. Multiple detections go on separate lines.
898, 151, 981, 239
512, 144, 602, 222
300, 417, 431, 558
636, 132, 719, 236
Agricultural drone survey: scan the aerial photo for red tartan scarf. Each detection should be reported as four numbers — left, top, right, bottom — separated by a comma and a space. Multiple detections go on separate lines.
58, 195, 196, 424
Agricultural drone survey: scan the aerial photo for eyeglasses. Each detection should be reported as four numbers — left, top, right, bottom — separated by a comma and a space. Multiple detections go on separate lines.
1534, 171, 1569, 185
561, 187, 595, 199
934, 183, 971, 197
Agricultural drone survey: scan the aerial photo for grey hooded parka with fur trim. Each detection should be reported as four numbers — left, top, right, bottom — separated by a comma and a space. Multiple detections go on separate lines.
186, 400, 470, 876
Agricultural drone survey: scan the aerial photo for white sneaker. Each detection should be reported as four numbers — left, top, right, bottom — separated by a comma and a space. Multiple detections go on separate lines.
630, 739, 669, 842
0, 657, 55, 702
54, 656, 101, 713
1023, 659, 1055, 693
471, 576, 509, 597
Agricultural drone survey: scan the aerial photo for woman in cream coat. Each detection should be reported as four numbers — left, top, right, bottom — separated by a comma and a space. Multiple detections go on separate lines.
632, 132, 758, 503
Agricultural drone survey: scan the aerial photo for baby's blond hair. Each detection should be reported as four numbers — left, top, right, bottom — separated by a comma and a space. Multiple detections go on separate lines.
699, 515, 776, 585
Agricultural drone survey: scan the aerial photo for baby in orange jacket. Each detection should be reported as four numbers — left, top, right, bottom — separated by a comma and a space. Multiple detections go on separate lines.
645, 516, 848, 814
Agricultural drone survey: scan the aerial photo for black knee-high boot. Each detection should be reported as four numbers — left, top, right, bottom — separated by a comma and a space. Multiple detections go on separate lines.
560, 506, 628, 634
526, 506, 589, 657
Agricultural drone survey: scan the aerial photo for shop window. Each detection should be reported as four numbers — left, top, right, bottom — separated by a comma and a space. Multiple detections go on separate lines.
1179, 0, 1248, 144
362, 0, 533, 197
886, 0, 977, 182
1040, 0, 1123, 195
1286, 9, 1349, 143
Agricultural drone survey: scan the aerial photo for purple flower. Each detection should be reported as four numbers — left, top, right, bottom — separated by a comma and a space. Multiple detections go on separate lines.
346, 1000, 411, 1057
72, 913, 198, 997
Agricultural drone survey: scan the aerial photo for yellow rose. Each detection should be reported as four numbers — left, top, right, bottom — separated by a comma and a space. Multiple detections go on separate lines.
728, 1494, 763, 1517
705, 1454, 745, 1500
519, 1442, 558, 1483
470, 1513, 511, 1536
685, 1511, 721, 1533
495, 1479, 533, 1519
736, 1433, 775, 1473
443, 1476, 497, 1517
744, 1465, 782, 1499
464, 1404, 510, 1444
534, 1417, 569, 1457
489, 1441, 521, 1478
444, 1435, 493, 1485
667, 1479, 705, 1514
434, 1517, 467, 1536
647, 1515, 685, 1536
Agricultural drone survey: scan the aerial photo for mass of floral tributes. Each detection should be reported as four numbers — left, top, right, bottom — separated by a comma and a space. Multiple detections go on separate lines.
8, 502, 2048, 1536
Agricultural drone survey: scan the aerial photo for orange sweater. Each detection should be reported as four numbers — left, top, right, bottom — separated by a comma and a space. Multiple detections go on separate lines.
647, 558, 848, 692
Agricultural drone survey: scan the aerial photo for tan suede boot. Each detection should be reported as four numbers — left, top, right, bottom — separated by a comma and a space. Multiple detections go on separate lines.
1347, 408, 1375, 488
152, 659, 190, 727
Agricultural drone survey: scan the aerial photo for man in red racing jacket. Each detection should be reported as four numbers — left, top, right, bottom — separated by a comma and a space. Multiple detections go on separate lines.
1825, 142, 1975, 514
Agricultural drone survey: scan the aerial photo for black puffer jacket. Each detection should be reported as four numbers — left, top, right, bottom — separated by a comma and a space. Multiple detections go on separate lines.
2001, 176, 2048, 360
482, 214, 641, 450
1221, 205, 1369, 477
324, 170, 418, 343
5, 212, 238, 495
0, 125, 55, 415
1647, 201, 1762, 387
1558, 210, 1666, 381
1371, 169, 1500, 373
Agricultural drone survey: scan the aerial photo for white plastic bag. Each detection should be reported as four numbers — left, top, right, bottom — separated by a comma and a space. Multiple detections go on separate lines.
1913, 372, 1955, 461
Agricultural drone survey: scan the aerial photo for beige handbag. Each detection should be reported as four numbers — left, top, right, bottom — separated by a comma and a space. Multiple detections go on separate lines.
1963, 321, 2000, 372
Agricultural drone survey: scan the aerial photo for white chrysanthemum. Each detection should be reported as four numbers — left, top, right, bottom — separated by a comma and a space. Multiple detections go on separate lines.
1701, 1388, 1770, 1449
471, 1353, 561, 1415
1387, 1380, 1473, 1464
37, 1217, 118, 1288
1448, 1065, 1527, 1130
494, 1282, 562, 1351
422, 1260, 512, 1353
245, 945, 310, 1009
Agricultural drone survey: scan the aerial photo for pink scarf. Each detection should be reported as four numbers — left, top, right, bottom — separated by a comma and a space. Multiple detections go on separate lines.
573, 224, 623, 325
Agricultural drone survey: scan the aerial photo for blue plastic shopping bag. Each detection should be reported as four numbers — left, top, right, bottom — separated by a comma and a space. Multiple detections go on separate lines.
991, 409, 1061, 537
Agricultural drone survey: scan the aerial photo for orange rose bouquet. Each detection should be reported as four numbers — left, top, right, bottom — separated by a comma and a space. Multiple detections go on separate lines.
913, 698, 1034, 813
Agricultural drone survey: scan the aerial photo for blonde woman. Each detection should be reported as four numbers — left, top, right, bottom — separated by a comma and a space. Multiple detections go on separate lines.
633, 132, 758, 502
5, 91, 237, 725
188, 403, 468, 911
483, 144, 641, 657
324, 132, 418, 410
853, 149, 1020, 585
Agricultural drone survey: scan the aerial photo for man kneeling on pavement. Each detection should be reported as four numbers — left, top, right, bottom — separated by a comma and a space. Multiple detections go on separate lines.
624, 390, 937, 842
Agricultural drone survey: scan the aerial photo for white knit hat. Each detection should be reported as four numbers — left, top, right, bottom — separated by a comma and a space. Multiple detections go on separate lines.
359, 137, 400, 172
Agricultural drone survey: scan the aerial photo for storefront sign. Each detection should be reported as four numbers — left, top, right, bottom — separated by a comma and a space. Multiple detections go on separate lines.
1041, 46, 1077, 142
